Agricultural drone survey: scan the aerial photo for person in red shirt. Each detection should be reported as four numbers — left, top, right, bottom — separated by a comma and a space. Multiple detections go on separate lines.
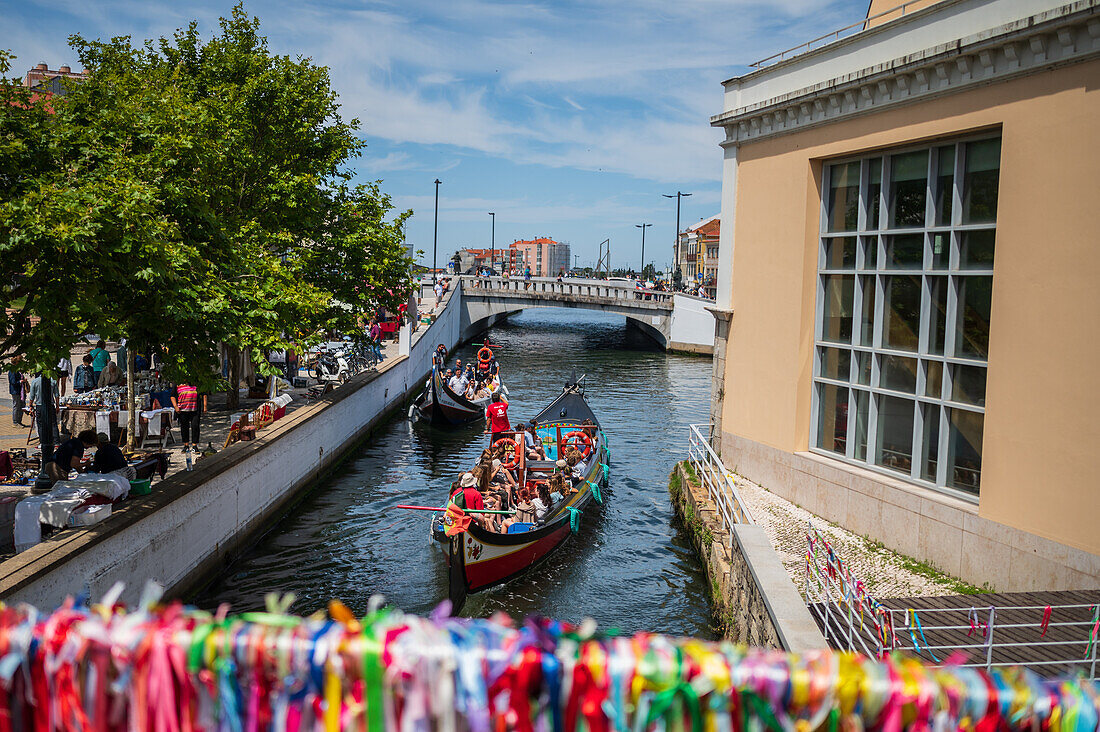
450, 472, 484, 510
485, 392, 510, 444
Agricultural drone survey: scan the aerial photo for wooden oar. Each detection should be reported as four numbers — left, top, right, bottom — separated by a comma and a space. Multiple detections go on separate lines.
395, 504, 515, 516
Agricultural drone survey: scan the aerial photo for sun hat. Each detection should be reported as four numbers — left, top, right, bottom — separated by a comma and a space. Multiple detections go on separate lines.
460, 472, 476, 488
556, 459, 567, 468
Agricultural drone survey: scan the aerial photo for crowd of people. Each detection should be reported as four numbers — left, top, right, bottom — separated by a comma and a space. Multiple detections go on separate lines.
448, 417, 597, 534
6, 340, 210, 486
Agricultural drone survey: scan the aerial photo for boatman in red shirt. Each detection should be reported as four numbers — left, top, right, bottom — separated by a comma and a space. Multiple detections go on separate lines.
485, 392, 511, 444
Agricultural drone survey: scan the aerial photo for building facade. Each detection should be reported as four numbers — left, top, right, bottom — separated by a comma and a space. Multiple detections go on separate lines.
710, 0, 1099, 590
509, 238, 570, 277
23, 63, 88, 97
677, 215, 720, 296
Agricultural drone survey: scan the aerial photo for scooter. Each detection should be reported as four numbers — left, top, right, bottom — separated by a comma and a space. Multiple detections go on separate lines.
310, 347, 350, 384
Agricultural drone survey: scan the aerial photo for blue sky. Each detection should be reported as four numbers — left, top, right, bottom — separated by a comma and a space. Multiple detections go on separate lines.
5, 0, 868, 271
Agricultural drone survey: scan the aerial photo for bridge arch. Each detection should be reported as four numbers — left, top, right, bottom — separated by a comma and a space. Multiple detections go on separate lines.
451, 276, 714, 354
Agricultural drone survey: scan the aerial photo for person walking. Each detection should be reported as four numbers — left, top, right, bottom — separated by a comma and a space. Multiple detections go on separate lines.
7, 361, 27, 427
368, 320, 383, 364
171, 383, 207, 451
57, 357, 71, 397
524, 266, 532, 290
88, 340, 110, 386
27, 372, 59, 446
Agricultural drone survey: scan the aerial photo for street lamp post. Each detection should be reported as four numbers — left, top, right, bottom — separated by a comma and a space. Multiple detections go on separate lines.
663, 191, 692, 290
432, 179, 442, 285
488, 212, 496, 274
635, 223, 652, 278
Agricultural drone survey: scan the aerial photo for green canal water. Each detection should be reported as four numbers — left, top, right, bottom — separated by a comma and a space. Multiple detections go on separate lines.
196, 309, 718, 638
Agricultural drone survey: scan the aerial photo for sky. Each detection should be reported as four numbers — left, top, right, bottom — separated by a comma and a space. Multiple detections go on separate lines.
4, 0, 869, 272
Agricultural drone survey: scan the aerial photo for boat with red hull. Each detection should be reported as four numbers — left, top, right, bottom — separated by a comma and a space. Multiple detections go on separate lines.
434, 377, 609, 611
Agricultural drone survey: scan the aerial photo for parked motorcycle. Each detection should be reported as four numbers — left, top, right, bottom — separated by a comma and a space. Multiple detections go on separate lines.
309, 347, 350, 383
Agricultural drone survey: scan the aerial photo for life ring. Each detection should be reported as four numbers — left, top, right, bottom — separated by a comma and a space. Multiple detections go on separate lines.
562, 430, 593, 459
493, 437, 520, 469
477, 347, 493, 363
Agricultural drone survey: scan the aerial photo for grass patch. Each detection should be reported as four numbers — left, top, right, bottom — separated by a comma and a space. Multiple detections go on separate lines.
862, 536, 984, 594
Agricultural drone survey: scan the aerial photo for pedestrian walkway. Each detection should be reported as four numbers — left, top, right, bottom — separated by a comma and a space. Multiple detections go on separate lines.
2, 338, 403, 482
730, 472, 970, 599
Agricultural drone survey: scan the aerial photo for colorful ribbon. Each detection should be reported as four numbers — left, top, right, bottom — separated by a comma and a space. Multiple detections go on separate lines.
0, 593, 1089, 732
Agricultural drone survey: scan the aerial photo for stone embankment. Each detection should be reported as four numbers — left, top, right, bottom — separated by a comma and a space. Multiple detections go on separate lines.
668, 462, 825, 652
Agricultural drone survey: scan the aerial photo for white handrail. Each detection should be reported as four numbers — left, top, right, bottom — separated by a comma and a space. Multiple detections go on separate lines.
686, 425, 754, 562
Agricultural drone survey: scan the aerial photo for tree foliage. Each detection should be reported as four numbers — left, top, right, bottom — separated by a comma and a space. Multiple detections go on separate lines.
0, 6, 412, 388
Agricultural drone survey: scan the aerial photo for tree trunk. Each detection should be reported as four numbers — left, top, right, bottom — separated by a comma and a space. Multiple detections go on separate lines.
226, 345, 240, 410
126, 349, 137, 450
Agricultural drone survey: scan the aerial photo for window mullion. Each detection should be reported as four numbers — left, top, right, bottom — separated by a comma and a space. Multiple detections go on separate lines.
911, 398, 924, 481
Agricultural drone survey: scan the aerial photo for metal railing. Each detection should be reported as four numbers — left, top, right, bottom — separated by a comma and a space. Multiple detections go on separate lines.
459, 275, 674, 305
750, 0, 924, 69
806, 523, 1100, 678
686, 425, 754, 556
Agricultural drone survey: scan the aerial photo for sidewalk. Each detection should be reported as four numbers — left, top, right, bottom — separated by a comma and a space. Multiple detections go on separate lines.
730, 472, 978, 599
2, 338, 403, 482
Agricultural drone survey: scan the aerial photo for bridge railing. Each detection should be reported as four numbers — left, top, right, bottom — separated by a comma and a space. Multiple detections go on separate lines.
460, 275, 673, 304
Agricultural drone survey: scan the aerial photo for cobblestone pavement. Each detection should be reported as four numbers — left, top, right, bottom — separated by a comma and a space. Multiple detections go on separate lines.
731, 473, 964, 600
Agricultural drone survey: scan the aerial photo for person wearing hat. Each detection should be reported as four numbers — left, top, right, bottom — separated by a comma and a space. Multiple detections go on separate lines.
449, 472, 484, 511
92, 432, 136, 480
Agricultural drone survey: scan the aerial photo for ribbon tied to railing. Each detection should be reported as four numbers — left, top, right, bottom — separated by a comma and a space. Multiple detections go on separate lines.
0, 587, 1093, 732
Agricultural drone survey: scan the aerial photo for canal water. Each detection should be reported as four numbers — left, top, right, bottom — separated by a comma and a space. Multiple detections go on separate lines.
196, 309, 718, 638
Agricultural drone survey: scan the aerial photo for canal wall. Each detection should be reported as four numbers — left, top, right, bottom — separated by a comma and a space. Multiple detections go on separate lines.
670, 462, 825, 652
0, 281, 491, 609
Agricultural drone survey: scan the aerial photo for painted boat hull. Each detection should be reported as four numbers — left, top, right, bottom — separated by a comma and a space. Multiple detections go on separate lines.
414, 367, 494, 426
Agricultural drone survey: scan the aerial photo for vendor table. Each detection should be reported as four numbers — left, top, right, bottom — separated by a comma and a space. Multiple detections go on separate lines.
58, 406, 175, 448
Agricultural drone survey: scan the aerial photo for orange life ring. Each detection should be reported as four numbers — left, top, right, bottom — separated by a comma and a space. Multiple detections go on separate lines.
562, 430, 593, 459
477, 347, 493, 363
493, 437, 520, 469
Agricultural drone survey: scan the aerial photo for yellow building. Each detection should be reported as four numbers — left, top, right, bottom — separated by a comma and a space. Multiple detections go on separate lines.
709, 0, 1099, 590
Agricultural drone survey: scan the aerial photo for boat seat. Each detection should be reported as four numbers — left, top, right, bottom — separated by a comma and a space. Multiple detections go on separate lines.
524, 460, 558, 472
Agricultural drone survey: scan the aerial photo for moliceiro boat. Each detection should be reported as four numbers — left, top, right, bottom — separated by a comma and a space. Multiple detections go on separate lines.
435, 376, 610, 611
412, 344, 505, 426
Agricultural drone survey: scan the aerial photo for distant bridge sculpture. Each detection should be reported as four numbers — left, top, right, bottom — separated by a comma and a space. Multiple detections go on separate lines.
456, 276, 716, 354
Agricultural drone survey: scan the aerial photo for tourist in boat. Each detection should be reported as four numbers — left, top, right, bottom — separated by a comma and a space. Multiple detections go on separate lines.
485, 392, 510, 443
488, 458, 516, 488
449, 472, 484, 511
479, 492, 505, 532
433, 343, 447, 366
531, 483, 552, 522
512, 486, 537, 525
448, 368, 467, 394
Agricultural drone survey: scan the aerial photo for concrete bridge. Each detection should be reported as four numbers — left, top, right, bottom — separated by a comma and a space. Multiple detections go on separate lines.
455, 276, 716, 354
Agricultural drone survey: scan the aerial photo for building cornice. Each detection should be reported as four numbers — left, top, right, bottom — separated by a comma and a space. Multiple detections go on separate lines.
711, 2, 1100, 146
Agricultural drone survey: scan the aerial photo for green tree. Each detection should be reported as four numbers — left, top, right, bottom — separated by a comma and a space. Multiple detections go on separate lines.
67, 5, 413, 405
1, 4, 413, 425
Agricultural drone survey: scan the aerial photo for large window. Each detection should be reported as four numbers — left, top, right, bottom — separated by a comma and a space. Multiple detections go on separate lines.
812, 137, 999, 498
